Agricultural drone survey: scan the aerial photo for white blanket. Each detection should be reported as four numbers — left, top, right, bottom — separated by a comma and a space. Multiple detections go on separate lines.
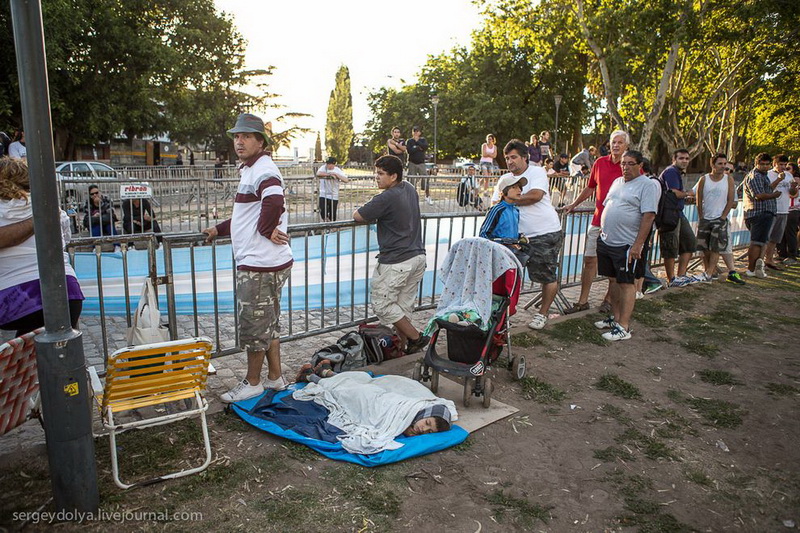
292, 372, 458, 455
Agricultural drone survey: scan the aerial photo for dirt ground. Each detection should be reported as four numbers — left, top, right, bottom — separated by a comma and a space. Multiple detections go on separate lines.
1, 267, 799, 532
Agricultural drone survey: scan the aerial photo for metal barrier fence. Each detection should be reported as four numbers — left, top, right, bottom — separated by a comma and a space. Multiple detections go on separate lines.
65, 195, 751, 367
58, 165, 594, 239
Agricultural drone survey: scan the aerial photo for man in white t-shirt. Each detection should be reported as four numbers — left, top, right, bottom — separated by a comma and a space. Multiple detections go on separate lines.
495, 139, 563, 330
316, 157, 349, 221
764, 154, 797, 270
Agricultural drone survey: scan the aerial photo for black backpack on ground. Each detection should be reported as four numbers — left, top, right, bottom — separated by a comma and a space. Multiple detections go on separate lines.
651, 175, 681, 233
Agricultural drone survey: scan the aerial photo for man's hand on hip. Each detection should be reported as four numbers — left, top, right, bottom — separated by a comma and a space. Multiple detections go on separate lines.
270, 228, 289, 245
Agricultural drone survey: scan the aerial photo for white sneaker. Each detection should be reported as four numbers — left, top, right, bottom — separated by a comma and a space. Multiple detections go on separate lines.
745, 270, 756, 277
527, 313, 548, 330
602, 325, 632, 342
220, 379, 264, 403
635, 291, 644, 300
755, 258, 767, 278
594, 316, 616, 330
113, 245, 122, 254
426, 197, 433, 205
263, 375, 288, 391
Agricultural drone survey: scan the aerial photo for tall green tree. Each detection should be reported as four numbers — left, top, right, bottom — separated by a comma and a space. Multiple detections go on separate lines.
325, 65, 354, 163
0, 0, 307, 159
366, 0, 589, 160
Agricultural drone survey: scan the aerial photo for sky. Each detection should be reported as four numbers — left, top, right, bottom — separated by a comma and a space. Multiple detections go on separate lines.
213, 0, 483, 157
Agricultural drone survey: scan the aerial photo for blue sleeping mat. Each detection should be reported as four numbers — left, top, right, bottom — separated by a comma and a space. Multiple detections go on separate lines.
231, 383, 469, 467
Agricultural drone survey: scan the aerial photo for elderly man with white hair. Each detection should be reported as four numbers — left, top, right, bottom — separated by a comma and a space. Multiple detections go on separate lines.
563, 130, 631, 314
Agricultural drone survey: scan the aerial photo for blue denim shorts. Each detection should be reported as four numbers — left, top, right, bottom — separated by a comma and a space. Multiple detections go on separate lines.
745, 212, 775, 246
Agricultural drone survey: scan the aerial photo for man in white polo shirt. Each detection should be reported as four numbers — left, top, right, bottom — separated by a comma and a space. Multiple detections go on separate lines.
495, 139, 563, 330
203, 113, 294, 403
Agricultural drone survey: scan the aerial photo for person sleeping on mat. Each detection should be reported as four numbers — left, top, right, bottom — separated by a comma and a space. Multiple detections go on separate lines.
287, 360, 457, 453
296, 359, 451, 437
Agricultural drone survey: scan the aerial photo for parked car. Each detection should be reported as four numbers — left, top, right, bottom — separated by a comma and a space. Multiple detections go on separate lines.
56, 161, 120, 197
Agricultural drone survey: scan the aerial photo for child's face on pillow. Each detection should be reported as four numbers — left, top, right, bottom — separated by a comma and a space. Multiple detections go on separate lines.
403, 417, 438, 437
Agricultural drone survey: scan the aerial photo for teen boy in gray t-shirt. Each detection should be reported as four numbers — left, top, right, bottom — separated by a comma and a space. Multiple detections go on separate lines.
354, 155, 429, 354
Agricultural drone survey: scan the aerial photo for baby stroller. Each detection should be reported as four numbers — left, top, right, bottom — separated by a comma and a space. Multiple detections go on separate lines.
413, 238, 524, 408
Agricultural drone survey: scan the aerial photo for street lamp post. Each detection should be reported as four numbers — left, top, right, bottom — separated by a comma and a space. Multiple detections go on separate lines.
554, 94, 563, 155
431, 94, 439, 165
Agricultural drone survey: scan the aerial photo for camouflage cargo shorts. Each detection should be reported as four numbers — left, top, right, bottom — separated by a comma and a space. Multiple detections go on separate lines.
236, 267, 290, 351
523, 230, 563, 284
696, 218, 728, 253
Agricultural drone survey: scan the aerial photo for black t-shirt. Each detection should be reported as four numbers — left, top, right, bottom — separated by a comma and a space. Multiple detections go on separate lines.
553, 160, 570, 173
357, 181, 425, 264
406, 137, 428, 165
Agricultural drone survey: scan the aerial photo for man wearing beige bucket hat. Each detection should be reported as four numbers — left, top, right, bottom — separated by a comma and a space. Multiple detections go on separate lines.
203, 113, 294, 403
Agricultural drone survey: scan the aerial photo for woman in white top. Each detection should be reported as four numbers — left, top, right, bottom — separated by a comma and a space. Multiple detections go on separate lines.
695, 153, 741, 283
0, 158, 84, 336
480, 134, 498, 174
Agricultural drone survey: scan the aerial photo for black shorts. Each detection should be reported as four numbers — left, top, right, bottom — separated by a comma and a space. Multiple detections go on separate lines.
597, 239, 646, 284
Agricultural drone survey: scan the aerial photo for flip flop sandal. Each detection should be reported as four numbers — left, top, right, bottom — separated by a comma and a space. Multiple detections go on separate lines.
564, 302, 590, 314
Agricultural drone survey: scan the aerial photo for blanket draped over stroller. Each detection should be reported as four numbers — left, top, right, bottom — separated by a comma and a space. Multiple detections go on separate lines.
425, 237, 521, 335
291, 372, 458, 455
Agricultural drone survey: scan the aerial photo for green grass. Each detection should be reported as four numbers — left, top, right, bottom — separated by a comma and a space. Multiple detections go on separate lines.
485, 490, 553, 527
615, 429, 679, 461
593, 446, 635, 462
647, 408, 698, 439
682, 340, 720, 358
599, 403, 632, 425
595, 373, 642, 400
540, 317, 608, 346
765, 382, 800, 396
669, 390, 746, 428
633, 298, 668, 327
519, 376, 567, 404
510, 331, 546, 348
685, 469, 714, 487
698, 369, 742, 386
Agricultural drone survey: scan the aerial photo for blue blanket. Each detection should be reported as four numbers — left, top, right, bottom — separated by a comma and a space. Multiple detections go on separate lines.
231, 383, 469, 467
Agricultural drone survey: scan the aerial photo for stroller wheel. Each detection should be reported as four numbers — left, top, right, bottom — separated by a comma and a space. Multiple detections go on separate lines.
511, 355, 526, 381
463, 377, 474, 407
430, 369, 439, 394
482, 377, 493, 408
412, 361, 423, 382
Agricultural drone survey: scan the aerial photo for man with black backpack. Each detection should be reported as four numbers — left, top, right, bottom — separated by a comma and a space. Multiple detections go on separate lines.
659, 149, 698, 287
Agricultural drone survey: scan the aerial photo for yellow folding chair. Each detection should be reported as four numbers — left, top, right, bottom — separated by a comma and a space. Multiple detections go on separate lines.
88, 337, 213, 489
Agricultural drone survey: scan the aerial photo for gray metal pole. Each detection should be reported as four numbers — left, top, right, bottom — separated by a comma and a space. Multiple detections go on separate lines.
10, 0, 99, 513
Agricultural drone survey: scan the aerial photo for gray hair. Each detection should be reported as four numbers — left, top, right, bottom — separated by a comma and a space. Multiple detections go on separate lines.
609, 130, 630, 145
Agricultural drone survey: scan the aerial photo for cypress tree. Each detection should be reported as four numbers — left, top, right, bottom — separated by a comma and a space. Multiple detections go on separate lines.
325, 65, 354, 163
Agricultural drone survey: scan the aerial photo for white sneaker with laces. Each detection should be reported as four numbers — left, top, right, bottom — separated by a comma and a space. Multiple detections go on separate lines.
755, 258, 767, 278
602, 325, 632, 341
594, 316, 616, 330
220, 379, 264, 404
263, 375, 288, 391
527, 313, 548, 330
